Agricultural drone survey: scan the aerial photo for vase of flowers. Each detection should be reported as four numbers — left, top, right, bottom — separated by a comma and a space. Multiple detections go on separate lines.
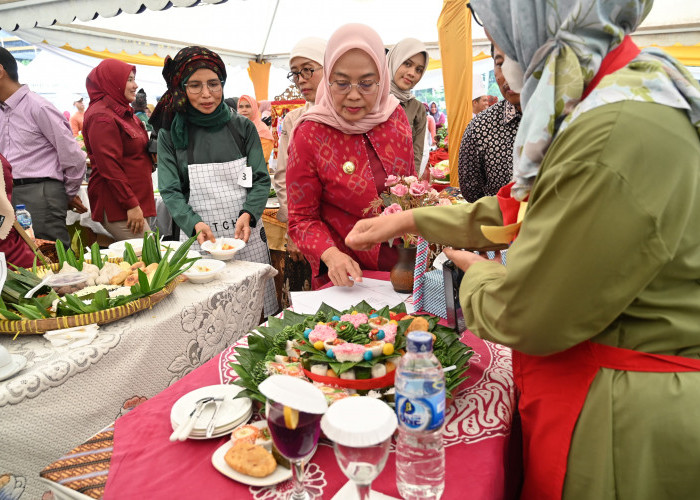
367, 175, 455, 293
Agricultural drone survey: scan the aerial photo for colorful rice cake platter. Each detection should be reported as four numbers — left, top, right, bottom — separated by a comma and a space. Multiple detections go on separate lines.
230, 301, 472, 406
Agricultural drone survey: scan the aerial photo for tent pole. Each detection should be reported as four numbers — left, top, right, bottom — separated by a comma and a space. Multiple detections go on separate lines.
257, 0, 281, 64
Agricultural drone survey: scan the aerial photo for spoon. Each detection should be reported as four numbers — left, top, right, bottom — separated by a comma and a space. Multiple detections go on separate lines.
24, 274, 51, 299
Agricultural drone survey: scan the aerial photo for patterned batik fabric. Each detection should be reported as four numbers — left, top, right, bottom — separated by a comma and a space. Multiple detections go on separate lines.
286, 106, 414, 279
40, 427, 115, 499
457, 100, 521, 202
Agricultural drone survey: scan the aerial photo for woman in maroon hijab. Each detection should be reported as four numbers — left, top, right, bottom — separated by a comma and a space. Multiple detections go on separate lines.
83, 59, 155, 239
0, 154, 34, 268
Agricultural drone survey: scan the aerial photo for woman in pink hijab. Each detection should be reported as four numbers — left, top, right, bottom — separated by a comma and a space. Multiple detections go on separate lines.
286, 23, 414, 288
237, 95, 274, 167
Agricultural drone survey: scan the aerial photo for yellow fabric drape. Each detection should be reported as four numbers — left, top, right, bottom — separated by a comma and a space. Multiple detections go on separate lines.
247, 61, 271, 101
653, 43, 700, 67
437, 0, 472, 186
60, 44, 165, 66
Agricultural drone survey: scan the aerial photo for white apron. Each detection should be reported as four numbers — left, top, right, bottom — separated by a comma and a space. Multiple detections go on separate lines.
183, 156, 278, 317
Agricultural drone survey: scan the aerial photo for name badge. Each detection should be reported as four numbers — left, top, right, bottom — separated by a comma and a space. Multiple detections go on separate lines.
238, 166, 253, 188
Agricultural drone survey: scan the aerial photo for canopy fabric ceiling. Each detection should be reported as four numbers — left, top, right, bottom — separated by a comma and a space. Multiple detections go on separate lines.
3, 0, 462, 68
2, 0, 699, 70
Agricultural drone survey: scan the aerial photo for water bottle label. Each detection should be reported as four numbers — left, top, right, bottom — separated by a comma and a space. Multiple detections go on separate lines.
396, 380, 445, 431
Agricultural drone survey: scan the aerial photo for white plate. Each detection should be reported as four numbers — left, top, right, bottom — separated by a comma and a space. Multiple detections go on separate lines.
183, 258, 226, 284
170, 385, 252, 436
266, 198, 280, 209
108, 238, 144, 256
0, 354, 27, 381
160, 241, 183, 252
171, 407, 252, 439
212, 436, 293, 487
200, 238, 246, 261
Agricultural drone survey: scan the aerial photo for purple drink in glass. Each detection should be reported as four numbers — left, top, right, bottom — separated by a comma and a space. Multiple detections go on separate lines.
267, 401, 322, 460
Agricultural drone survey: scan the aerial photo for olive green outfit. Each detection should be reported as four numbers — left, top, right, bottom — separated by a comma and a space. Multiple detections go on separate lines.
400, 98, 427, 174
414, 100, 700, 498
157, 114, 270, 237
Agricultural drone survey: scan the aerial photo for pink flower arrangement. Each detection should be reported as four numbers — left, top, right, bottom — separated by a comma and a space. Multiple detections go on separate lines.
366, 174, 458, 247
390, 184, 409, 197
384, 203, 403, 215
409, 180, 430, 197
385, 175, 400, 187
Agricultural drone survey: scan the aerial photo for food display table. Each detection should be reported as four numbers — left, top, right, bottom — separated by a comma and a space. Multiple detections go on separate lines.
36, 279, 519, 500
0, 260, 277, 500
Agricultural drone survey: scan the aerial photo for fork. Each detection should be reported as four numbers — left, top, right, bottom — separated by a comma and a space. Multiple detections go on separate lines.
205, 397, 225, 438
169, 396, 214, 442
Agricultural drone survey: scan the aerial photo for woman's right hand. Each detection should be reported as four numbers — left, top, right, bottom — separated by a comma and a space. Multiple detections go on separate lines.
194, 222, 216, 245
345, 211, 418, 251
126, 206, 145, 234
321, 247, 362, 287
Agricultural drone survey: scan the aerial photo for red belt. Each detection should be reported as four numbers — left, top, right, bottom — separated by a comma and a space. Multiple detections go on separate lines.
515, 341, 700, 499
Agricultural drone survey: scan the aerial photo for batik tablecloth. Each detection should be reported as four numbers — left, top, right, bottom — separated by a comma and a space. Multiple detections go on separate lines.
0, 260, 276, 500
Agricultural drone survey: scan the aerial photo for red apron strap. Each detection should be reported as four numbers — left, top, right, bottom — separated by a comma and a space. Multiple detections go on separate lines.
518, 340, 700, 500
590, 341, 700, 372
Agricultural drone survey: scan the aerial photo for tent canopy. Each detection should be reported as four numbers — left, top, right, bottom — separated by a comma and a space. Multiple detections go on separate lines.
1, 0, 698, 68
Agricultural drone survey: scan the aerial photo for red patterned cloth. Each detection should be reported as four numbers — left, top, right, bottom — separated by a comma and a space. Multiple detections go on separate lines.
287, 106, 414, 281
428, 147, 449, 167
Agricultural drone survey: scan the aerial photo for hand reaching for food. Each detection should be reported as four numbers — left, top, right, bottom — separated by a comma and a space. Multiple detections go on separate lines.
194, 222, 216, 245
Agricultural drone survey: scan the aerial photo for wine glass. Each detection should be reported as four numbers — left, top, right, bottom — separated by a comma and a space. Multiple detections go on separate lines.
259, 376, 327, 500
321, 397, 398, 500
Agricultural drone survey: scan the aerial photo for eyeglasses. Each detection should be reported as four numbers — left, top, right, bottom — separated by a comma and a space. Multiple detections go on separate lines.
329, 80, 380, 95
287, 67, 321, 83
466, 3, 483, 27
184, 80, 224, 94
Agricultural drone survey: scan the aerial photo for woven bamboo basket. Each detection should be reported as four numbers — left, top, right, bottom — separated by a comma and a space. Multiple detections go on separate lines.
1, 262, 184, 335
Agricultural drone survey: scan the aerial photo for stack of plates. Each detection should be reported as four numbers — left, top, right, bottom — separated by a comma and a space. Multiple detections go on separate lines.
170, 385, 252, 440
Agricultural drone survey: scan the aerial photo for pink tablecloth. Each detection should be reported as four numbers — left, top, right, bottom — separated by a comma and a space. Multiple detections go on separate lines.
105, 279, 518, 499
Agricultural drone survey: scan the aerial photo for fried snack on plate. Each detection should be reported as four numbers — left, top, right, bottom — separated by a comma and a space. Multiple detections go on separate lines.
224, 441, 277, 478
231, 424, 260, 445
406, 316, 430, 333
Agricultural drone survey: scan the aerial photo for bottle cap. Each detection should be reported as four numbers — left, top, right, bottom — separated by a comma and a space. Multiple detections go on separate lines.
406, 331, 433, 353
15, 204, 25, 210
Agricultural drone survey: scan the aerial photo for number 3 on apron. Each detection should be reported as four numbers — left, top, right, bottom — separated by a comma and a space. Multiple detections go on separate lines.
184, 156, 278, 317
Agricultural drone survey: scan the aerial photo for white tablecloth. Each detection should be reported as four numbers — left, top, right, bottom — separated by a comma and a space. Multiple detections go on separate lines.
0, 259, 276, 500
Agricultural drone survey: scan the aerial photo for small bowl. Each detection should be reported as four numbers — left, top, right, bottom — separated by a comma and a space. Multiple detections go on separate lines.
108, 238, 144, 257
183, 259, 226, 283
47, 272, 89, 295
200, 238, 246, 261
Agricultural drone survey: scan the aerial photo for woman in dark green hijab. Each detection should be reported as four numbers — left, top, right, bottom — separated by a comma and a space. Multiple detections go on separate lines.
152, 46, 277, 317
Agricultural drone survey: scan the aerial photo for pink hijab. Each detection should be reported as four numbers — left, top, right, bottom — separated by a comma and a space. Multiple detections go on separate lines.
297, 23, 399, 135
238, 95, 274, 141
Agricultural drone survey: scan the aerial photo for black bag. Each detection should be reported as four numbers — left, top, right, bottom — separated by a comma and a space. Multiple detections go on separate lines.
147, 133, 158, 172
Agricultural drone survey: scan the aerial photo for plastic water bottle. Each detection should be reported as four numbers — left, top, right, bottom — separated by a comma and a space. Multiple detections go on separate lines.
395, 331, 446, 499
15, 204, 34, 239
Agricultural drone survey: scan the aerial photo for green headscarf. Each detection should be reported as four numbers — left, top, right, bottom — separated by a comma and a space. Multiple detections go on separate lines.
170, 100, 231, 150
